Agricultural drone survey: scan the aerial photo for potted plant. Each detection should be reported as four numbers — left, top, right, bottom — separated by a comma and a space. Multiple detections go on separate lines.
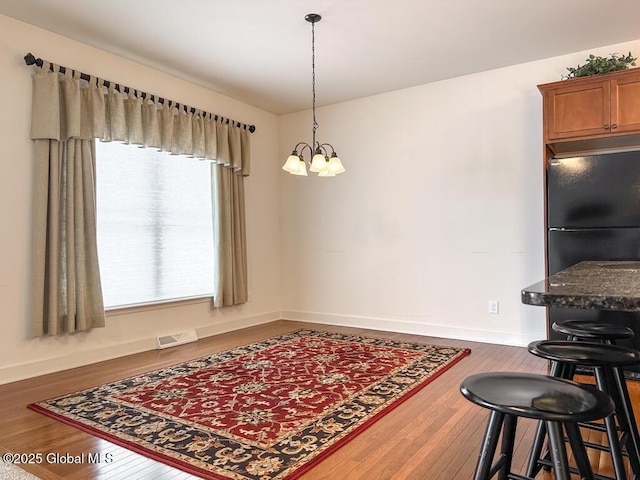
564, 52, 636, 79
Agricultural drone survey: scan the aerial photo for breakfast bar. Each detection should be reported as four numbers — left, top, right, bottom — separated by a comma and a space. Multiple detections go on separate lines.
520, 260, 640, 477
522, 261, 640, 312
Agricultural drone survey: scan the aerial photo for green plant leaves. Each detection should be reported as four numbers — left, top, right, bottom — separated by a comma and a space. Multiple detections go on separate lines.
564, 52, 637, 79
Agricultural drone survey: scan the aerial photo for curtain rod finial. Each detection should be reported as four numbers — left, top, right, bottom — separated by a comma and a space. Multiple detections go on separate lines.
24, 53, 43, 67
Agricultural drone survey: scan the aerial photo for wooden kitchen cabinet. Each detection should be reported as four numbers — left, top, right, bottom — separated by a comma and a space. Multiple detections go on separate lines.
539, 68, 640, 154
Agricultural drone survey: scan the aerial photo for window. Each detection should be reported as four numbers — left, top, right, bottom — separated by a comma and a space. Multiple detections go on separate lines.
96, 141, 215, 308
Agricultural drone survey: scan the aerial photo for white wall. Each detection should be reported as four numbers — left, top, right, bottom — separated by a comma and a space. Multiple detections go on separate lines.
280, 39, 640, 346
3, 11, 639, 384
0, 14, 282, 384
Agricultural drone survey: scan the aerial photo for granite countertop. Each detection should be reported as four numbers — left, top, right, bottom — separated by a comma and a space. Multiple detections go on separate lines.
521, 261, 640, 311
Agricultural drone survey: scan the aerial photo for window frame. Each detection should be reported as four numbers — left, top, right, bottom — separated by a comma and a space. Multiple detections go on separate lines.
95, 141, 216, 310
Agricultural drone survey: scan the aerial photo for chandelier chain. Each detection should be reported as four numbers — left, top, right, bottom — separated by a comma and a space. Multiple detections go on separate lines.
311, 19, 318, 149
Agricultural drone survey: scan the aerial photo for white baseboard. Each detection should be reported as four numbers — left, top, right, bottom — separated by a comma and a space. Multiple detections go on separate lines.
0, 338, 153, 386
0, 311, 280, 385
280, 310, 544, 347
195, 311, 279, 339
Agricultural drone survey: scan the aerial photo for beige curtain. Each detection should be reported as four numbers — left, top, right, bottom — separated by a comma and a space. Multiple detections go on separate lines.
213, 166, 247, 307
212, 120, 250, 307
30, 63, 251, 336
31, 138, 105, 336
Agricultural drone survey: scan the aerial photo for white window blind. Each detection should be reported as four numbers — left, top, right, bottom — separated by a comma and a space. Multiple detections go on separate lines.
96, 141, 215, 308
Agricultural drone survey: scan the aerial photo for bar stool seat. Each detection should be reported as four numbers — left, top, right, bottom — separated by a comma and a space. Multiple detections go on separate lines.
460, 371, 614, 480
530, 340, 640, 369
527, 340, 640, 479
552, 320, 634, 344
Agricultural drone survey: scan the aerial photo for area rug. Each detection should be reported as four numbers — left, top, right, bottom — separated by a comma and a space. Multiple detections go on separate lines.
0, 462, 42, 480
28, 329, 470, 479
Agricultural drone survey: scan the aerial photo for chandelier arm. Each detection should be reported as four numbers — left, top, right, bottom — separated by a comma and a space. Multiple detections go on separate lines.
297, 143, 313, 160
293, 141, 311, 152
314, 144, 328, 157
318, 143, 336, 155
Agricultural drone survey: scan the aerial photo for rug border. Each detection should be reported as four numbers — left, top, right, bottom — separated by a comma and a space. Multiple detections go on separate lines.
28, 330, 471, 480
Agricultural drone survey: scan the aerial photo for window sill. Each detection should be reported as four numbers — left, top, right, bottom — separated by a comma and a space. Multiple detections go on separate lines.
105, 295, 213, 317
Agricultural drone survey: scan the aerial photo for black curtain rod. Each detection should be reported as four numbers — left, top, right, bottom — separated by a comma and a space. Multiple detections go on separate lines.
24, 53, 256, 134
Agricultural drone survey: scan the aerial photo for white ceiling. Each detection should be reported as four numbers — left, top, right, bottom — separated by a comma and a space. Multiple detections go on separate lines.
2, 0, 640, 114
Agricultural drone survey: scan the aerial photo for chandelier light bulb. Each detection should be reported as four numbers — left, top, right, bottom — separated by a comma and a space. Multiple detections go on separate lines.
293, 157, 308, 176
282, 153, 301, 174
327, 153, 345, 175
310, 152, 328, 173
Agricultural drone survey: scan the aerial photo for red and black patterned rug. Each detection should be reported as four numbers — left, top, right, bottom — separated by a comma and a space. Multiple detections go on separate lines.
28, 329, 470, 479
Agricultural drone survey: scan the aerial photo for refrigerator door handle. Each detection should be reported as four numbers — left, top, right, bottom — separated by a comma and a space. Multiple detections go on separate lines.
548, 227, 620, 232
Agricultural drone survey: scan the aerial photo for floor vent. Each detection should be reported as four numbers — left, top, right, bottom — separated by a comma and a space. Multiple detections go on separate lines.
155, 330, 198, 349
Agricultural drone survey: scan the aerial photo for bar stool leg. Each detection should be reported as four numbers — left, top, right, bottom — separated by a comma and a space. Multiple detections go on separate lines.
497, 414, 517, 480
593, 367, 629, 480
474, 410, 504, 480
612, 367, 640, 476
565, 422, 595, 480
549, 359, 564, 377
549, 358, 576, 381
546, 421, 571, 480
525, 421, 548, 477
525, 359, 576, 477
525, 360, 580, 477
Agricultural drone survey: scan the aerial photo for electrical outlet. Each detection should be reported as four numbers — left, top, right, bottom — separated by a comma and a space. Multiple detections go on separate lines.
488, 300, 499, 314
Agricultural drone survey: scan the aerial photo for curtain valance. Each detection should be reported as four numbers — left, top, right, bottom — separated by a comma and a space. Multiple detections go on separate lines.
29, 61, 250, 336
30, 62, 251, 176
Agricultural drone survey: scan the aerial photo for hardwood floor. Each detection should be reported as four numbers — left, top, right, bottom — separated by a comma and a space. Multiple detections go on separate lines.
0, 320, 637, 479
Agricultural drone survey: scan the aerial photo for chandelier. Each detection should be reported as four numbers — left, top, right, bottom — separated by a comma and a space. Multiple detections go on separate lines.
282, 14, 345, 177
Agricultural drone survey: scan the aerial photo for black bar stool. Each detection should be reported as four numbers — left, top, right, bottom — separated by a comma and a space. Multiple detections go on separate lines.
552, 320, 634, 344
460, 371, 615, 480
527, 340, 640, 479
552, 319, 636, 382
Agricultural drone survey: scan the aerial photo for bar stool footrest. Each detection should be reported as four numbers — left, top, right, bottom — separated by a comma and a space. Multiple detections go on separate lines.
578, 420, 609, 432
534, 457, 615, 480
576, 422, 631, 458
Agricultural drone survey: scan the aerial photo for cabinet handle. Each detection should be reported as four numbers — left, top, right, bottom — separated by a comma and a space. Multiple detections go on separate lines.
604, 124, 610, 130
611, 123, 618, 129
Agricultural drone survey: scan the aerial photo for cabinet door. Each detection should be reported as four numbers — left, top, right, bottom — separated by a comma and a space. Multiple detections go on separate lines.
611, 75, 640, 133
544, 79, 610, 141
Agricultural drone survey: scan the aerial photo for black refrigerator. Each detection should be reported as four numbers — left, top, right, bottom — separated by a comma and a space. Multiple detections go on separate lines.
547, 151, 640, 376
